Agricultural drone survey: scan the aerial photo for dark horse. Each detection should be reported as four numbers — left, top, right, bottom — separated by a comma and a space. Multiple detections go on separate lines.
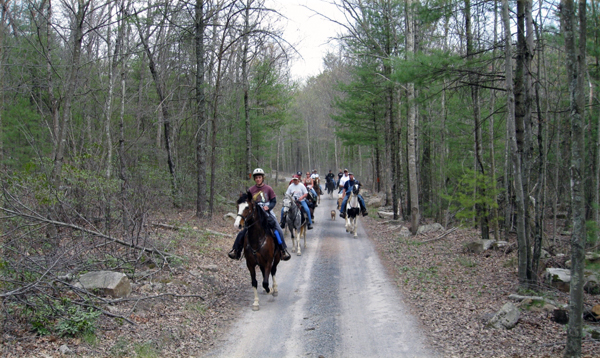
325, 177, 336, 197
233, 192, 281, 311
313, 177, 323, 205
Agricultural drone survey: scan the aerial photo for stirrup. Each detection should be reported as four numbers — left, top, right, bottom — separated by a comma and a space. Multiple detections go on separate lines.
281, 249, 291, 261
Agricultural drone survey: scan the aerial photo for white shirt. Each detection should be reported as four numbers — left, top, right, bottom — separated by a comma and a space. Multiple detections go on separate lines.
286, 182, 308, 200
310, 173, 319, 180
339, 174, 350, 187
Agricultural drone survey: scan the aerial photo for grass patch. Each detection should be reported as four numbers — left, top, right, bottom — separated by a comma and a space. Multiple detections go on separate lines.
134, 341, 160, 358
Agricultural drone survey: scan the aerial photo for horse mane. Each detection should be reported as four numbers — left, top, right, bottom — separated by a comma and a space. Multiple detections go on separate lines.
244, 191, 271, 233
237, 192, 250, 205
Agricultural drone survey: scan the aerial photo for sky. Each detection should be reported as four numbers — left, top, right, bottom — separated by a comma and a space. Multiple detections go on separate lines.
265, 0, 347, 81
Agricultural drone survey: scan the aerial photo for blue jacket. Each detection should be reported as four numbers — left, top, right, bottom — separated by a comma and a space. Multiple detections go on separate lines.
343, 179, 359, 194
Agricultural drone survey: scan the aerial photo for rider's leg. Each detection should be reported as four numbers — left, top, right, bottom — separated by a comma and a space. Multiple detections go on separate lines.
358, 194, 368, 216
300, 200, 313, 228
267, 212, 290, 260
340, 195, 349, 214
228, 228, 247, 260
280, 207, 286, 228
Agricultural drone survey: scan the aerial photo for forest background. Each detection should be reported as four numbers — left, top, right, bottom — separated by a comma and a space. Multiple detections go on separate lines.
0, 0, 597, 356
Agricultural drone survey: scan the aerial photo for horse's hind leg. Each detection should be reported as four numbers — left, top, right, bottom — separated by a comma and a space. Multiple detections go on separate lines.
271, 269, 278, 297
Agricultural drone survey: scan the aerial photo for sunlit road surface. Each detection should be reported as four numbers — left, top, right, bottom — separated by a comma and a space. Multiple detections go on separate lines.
204, 193, 436, 358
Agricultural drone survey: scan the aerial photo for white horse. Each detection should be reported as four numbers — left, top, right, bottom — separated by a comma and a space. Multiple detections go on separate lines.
282, 194, 307, 256
345, 184, 361, 237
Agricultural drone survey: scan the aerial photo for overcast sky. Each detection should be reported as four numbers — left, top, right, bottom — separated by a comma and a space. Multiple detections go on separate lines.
265, 0, 346, 81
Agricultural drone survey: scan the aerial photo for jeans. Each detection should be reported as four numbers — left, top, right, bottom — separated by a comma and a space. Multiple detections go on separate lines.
340, 194, 366, 214
280, 200, 312, 226
233, 210, 286, 250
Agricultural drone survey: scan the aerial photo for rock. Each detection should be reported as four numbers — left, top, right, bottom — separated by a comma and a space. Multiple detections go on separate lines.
545, 268, 571, 292
585, 326, 600, 340
482, 239, 497, 251
494, 241, 509, 249
540, 249, 551, 259
399, 227, 412, 237
200, 265, 219, 272
367, 196, 383, 208
416, 223, 443, 234
487, 302, 520, 329
464, 241, 483, 254
377, 211, 395, 219
58, 344, 71, 355
78, 271, 132, 298
584, 271, 600, 295
586, 252, 600, 262
223, 212, 237, 221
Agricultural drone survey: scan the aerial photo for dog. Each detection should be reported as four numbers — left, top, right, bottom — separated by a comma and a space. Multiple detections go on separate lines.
331, 210, 336, 221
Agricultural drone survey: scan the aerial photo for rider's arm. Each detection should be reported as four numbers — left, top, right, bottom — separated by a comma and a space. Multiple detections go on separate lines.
266, 197, 276, 211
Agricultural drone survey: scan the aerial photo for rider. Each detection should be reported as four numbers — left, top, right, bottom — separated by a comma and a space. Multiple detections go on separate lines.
303, 171, 319, 207
339, 172, 368, 218
325, 169, 335, 185
310, 169, 322, 195
228, 168, 291, 261
338, 168, 350, 193
280, 175, 314, 230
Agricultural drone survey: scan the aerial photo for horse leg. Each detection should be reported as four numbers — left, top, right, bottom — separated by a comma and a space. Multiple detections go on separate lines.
248, 265, 259, 311
262, 265, 272, 295
296, 227, 302, 256
271, 266, 278, 297
353, 217, 358, 237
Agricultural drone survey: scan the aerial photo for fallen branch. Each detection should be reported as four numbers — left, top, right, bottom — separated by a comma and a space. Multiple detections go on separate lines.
421, 227, 458, 243
205, 229, 231, 237
152, 222, 179, 230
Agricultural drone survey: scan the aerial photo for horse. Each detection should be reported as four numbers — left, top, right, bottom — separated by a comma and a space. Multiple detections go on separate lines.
313, 177, 323, 205
345, 184, 361, 237
325, 177, 336, 198
233, 192, 280, 311
282, 193, 307, 256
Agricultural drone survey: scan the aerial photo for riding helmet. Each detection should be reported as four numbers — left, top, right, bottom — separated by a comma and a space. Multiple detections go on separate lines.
252, 168, 265, 177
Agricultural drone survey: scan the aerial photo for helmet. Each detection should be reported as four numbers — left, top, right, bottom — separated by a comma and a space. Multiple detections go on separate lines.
313, 169, 317, 172
252, 168, 265, 177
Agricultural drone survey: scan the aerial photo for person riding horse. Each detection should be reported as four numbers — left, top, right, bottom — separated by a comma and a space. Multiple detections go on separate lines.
303, 171, 319, 207
280, 175, 314, 230
325, 170, 335, 185
228, 168, 291, 261
339, 172, 368, 218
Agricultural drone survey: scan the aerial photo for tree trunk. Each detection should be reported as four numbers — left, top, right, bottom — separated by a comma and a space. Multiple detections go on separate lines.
406, 0, 419, 233
502, 0, 528, 287
51, 0, 88, 185
564, 0, 587, 355
243, 0, 252, 180
195, 0, 207, 217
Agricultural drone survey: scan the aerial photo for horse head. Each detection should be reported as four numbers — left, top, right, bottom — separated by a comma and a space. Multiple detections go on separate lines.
234, 192, 251, 229
352, 183, 360, 196
282, 194, 293, 214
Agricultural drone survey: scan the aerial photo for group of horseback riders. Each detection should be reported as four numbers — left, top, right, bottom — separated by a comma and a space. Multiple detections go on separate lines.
227, 167, 368, 261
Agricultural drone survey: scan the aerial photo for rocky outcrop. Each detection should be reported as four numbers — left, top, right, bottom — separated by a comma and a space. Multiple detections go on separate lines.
487, 302, 520, 329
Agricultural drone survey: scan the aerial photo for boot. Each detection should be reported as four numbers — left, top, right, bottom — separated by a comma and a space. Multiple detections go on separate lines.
362, 208, 368, 216
280, 218, 286, 229
308, 224, 313, 230
340, 212, 346, 219
227, 248, 242, 260
280, 248, 291, 261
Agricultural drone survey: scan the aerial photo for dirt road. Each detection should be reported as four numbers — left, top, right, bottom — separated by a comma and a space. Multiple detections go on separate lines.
205, 194, 435, 358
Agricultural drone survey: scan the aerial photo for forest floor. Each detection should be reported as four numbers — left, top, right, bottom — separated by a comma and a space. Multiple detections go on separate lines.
3, 205, 600, 357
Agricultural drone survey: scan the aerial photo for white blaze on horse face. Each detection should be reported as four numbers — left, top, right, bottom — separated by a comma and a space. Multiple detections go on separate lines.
234, 202, 249, 228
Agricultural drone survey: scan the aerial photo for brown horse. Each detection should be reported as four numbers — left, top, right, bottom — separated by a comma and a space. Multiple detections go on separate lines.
313, 177, 323, 205
233, 192, 281, 311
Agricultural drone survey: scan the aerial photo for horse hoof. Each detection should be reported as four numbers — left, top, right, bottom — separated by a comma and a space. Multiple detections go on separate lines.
297, 252, 301, 256
252, 305, 259, 311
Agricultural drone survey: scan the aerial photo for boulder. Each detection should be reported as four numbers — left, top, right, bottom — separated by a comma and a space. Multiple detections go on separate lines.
377, 211, 395, 219
464, 241, 484, 254
586, 252, 600, 262
223, 212, 237, 221
78, 271, 131, 298
487, 302, 520, 329
495, 241, 509, 249
416, 223, 443, 234
482, 239, 497, 251
367, 196, 383, 208
399, 227, 412, 237
545, 268, 571, 292
584, 271, 600, 295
